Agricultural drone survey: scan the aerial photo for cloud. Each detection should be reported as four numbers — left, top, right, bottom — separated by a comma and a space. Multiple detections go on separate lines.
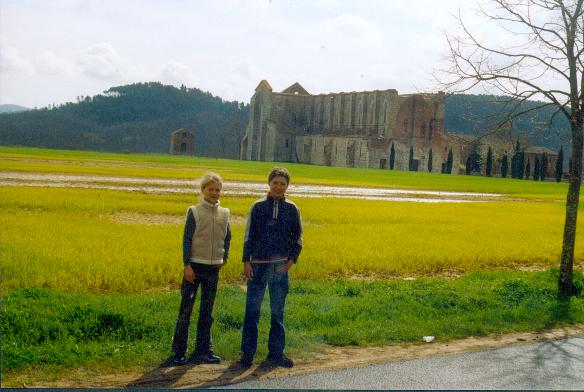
158, 60, 196, 87
320, 13, 384, 44
0, 47, 35, 76
76, 43, 129, 80
217, 61, 264, 101
232, 61, 263, 82
35, 51, 79, 76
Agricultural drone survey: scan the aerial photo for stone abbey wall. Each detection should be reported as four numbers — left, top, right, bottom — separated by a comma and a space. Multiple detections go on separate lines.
240, 80, 459, 172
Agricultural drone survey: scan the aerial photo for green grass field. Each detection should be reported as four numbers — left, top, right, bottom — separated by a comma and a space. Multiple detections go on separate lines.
1, 146, 583, 386
0, 145, 568, 198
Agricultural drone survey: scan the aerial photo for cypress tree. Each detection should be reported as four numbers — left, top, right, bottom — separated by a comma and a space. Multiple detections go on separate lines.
525, 159, 531, 180
408, 146, 414, 171
533, 157, 541, 180
501, 153, 509, 178
468, 143, 482, 174
540, 153, 548, 181
441, 162, 446, 173
428, 148, 433, 172
486, 146, 493, 176
446, 148, 453, 174
511, 140, 521, 178
389, 142, 395, 170
555, 146, 564, 182
465, 155, 472, 175
518, 149, 525, 179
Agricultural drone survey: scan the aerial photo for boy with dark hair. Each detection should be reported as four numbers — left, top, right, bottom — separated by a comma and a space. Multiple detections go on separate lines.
239, 166, 303, 368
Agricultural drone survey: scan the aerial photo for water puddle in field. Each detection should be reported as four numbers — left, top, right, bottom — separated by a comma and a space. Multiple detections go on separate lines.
0, 171, 505, 203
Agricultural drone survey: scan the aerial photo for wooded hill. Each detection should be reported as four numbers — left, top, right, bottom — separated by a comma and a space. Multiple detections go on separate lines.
0, 82, 248, 158
0, 83, 569, 157
0, 104, 30, 114
445, 94, 570, 151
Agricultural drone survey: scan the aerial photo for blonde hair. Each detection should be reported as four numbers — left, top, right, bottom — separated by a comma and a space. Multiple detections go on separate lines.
200, 172, 223, 191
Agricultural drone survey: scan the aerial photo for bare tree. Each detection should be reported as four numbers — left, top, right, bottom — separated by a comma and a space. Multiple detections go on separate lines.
440, 0, 583, 297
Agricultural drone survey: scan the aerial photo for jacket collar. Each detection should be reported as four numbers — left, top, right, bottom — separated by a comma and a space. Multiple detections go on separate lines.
200, 198, 220, 209
267, 192, 285, 201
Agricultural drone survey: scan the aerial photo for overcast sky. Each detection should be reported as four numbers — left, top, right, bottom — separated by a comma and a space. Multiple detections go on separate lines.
1, 0, 475, 108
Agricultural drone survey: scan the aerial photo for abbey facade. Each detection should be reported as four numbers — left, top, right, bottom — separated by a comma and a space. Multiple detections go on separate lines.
240, 80, 464, 172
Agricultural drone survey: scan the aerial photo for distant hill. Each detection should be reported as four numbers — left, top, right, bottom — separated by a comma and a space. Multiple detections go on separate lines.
0, 82, 248, 158
444, 94, 570, 151
0, 84, 569, 158
0, 104, 29, 114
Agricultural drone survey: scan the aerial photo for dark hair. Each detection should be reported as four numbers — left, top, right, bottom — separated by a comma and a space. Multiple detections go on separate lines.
268, 166, 290, 184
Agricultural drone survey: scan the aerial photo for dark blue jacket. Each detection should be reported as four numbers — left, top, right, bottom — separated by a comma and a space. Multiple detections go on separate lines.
242, 195, 302, 263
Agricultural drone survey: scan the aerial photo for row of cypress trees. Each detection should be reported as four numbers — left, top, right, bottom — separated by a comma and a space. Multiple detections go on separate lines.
387, 141, 563, 181
389, 142, 454, 173
508, 141, 564, 182
462, 141, 563, 181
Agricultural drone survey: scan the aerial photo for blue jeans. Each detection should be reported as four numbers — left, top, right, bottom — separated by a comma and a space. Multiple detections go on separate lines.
241, 262, 289, 358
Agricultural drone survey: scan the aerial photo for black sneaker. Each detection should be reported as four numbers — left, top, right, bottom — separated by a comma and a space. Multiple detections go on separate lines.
173, 354, 187, 366
267, 354, 294, 368
192, 352, 221, 364
238, 354, 253, 368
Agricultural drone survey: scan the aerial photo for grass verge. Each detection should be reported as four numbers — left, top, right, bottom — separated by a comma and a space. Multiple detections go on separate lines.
2, 269, 584, 385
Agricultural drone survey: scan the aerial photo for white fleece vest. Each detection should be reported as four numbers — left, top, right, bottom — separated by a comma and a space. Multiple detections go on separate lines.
189, 199, 230, 265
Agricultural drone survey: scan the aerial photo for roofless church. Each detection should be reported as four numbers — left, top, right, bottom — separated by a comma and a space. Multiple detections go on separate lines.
240, 80, 462, 172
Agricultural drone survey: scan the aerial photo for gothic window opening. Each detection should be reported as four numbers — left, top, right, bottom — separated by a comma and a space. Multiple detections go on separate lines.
346, 142, 356, 167
324, 144, 333, 166
304, 143, 311, 161
429, 119, 436, 138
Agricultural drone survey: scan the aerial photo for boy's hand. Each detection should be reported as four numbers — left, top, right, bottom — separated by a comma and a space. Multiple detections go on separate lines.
244, 262, 253, 280
184, 264, 195, 283
277, 260, 294, 273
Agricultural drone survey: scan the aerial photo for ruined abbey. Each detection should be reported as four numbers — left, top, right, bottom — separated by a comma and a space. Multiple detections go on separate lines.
240, 80, 464, 172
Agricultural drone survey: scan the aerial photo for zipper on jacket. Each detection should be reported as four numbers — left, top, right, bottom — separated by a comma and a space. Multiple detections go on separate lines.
211, 207, 215, 262
273, 199, 279, 219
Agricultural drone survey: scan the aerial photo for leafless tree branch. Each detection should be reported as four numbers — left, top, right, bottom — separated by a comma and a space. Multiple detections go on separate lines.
437, 0, 584, 297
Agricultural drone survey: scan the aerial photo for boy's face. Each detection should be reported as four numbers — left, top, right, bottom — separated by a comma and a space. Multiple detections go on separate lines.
202, 181, 222, 204
269, 175, 289, 198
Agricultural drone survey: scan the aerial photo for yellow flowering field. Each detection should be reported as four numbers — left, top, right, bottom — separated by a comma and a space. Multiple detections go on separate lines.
1, 183, 579, 293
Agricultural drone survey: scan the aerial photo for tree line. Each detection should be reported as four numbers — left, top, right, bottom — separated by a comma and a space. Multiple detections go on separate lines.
0, 82, 249, 158
444, 94, 570, 151
0, 84, 569, 160
390, 141, 564, 182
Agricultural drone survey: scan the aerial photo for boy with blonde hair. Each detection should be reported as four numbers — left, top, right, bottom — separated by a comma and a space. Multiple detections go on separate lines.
172, 172, 231, 365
